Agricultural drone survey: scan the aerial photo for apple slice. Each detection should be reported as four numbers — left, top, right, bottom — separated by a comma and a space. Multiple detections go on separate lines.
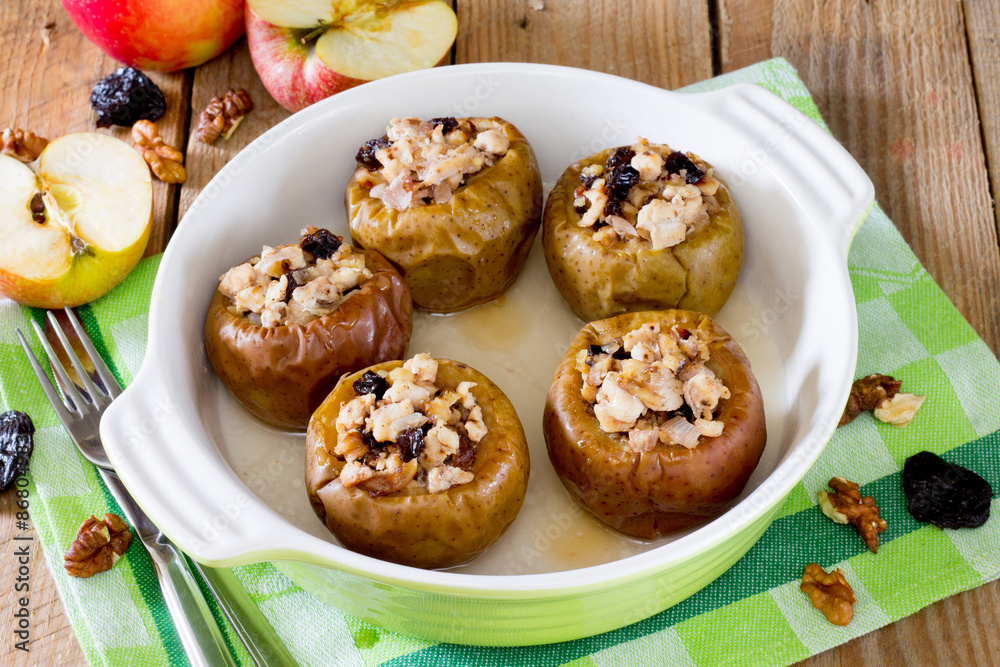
0, 133, 152, 309
247, 0, 456, 102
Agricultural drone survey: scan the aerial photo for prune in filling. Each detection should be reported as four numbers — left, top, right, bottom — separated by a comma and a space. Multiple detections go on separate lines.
903, 451, 993, 529
663, 151, 706, 184
604, 147, 639, 201
355, 137, 391, 171
451, 434, 477, 471
352, 370, 389, 399
90, 67, 167, 128
0, 411, 34, 491
428, 116, 459, 134
299, 228, 343, 260
397, 425, 429, 462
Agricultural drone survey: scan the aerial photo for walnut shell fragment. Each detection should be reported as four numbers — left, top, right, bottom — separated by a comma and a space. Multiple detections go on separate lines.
817, 477, 887, 553
64, 513, 132, 578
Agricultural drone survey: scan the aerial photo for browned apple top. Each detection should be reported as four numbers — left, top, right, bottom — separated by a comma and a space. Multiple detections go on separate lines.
353, 116, 511, 210
217, 227, 372, 327
333, 353, 486, 496
577, 322, 731, 451
575, 138, 723, 250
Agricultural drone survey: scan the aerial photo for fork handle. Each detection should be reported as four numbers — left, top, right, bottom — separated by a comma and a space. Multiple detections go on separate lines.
100, 470, 235, 667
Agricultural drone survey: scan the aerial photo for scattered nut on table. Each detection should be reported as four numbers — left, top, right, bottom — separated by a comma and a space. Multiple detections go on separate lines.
131, 119, 186, 184
1, 128, 48, 162
64, 513, 133, 578
840, 373, 924, 427
195, 88, 253, 144
817, 477, 887, 553
801, 563, 855, 626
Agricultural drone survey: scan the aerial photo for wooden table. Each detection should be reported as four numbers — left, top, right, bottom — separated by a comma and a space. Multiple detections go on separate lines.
2, 0, 999, 664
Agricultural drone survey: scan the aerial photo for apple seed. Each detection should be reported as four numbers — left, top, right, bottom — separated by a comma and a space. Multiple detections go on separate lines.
29, 192, 45, 223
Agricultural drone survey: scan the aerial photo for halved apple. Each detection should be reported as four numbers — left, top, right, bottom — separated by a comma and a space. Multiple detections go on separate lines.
246, 0, 457, 112
0, 133, 152, 309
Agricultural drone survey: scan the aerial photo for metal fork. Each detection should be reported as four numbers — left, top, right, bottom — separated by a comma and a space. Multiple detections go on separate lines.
17, 308, 237, 667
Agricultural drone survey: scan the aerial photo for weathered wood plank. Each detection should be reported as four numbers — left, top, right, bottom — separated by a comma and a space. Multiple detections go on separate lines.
178, 39, 291, 220
455, 0, 713, 89
965, 0, 1000, 235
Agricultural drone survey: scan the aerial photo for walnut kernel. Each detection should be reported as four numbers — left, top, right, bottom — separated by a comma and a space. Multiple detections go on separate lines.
131, 119, 186, 184
818, 477, 887, 553
64, 513, 133, 578
1, 128, 48, 162
873, 392, 926, 427
801, 563, 855, 626
196, 88, 253, 144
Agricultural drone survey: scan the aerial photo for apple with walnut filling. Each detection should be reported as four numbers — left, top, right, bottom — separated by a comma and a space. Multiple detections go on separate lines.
305, 353, 530, 569
544, 309, 766, 538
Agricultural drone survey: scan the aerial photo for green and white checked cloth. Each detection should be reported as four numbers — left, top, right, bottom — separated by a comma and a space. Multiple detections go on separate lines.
3, 57, 1000, 667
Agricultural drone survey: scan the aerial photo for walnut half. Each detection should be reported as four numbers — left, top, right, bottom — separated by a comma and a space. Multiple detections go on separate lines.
64, 513, 133, 578
817, 477, 887, 553
196, 88, 253, 144
131, 119, 186, 184
840, 373, 924, 427
1, 128, 48, 162
801, 563, 856, 626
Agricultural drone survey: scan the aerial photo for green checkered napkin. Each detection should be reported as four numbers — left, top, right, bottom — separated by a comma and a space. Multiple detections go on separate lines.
3, 57, 999, 666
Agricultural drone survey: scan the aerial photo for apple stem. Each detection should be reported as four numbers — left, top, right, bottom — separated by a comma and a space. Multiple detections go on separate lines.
300, 24, 328, 44
70, 235, 90, 257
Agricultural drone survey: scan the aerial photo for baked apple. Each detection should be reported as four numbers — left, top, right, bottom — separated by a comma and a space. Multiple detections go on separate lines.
346, 116, 542, 312
544, 310, 766, 538
204, 227, 412, 430
305, 353, 530, 568
543, 139, 743, 322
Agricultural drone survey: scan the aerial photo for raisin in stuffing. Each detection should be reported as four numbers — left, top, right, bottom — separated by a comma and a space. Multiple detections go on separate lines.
90, 67, 167, 128
353, 371, 389, 400
299, 228, 342, 260
603, 199, 624, 219
0, 411, 34, 491
662, 151, 705, 184
397, 426, 429, 462
355, 137, 391, 171
451, 434, 476, 471
902, 451, 993, 529
429, 116, 459, 134
604, 147, 639, 201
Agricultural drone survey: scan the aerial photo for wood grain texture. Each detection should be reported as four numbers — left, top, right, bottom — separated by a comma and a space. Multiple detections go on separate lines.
717, 0, 773, 71
718, 0, 1000, 357
178, 39, 291, 220
0, 0, 189, 257
455, 0, 713, 89
965, 0, 1000, 234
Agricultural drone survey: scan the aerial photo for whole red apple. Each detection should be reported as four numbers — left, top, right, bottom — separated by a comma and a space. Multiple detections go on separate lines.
245, 1, 457, 113
61, 0, 245, 72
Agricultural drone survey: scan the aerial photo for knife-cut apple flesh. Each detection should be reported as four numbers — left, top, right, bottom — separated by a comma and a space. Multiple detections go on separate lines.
0, 133, 152, 309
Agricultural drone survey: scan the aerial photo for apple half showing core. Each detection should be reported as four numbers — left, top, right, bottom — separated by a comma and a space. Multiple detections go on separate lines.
0, 133, 152, 309
246, 0, 458, 112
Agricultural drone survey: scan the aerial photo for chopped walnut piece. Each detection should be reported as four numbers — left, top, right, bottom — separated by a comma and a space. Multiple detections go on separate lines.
839, 374, 902, 425
1, 128, 48, 162
800, 563, 855, 626
817, 477, 887, 553
873, 392, 926, 427
64, 513, 133, 578
131, 119, 186, 183
196, 88, 253, 144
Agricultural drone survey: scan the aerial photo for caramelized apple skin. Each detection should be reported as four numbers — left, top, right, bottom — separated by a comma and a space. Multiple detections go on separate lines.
543, 310, 766, 538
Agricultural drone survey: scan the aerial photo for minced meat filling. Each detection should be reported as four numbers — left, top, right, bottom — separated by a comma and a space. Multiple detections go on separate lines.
335, 353, 487, 496
217, 227, 372, 327
354, 116, 510, 211
574, 138, 722, 250
578, 323, 731, 452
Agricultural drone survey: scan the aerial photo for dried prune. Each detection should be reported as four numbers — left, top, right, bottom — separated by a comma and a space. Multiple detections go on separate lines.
603, 199, 624, 219
355, 137, 391, 171
90, 67, 166, 128
397, 426, 427, 462
1, 410, 34, 491
353, 371, 388, 399
903, 451, 993, 529
663, 151, 705, 184
299, 228, 343, 260
429, 116, 459, 134
361, 430, 383, 451
604, 147, 639, 201
452, 434, 476, 471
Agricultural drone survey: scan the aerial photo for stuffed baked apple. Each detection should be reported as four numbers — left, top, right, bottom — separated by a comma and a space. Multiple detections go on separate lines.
544, 310, 766, 538
305, 353, 530, 568
543, 139, 743, 322
204, 228, 412, 431
346, 116, 542, 312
